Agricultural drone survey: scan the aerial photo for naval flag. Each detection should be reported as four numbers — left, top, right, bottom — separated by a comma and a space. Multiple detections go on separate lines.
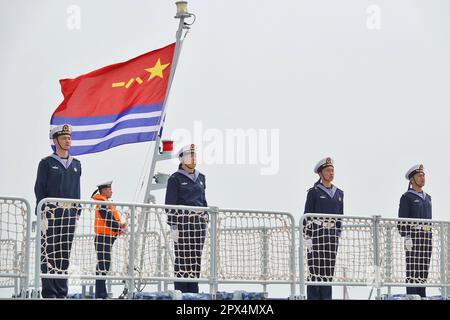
50, 43, 175, 155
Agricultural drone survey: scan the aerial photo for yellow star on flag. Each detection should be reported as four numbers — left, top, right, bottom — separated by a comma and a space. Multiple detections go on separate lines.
145, 58, 170, 81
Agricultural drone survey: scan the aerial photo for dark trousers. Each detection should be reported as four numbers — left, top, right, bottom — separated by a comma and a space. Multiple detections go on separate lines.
94, 235, 116, 298
174, 218, 206, 293
306, 231, 339, 300
307, 285, 332, 300
405, 231, 432, 297
40, 208, 77, 298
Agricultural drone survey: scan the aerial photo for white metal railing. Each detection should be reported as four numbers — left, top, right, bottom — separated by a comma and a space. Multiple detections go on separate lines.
34, 198, 297, 298
0, 196, 32, 297
214, 208, 296, 296
3, 194, 449, 300
298, 213, 450, 299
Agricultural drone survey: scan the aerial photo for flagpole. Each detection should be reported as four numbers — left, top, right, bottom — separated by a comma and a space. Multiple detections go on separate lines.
143, 1, 194, 204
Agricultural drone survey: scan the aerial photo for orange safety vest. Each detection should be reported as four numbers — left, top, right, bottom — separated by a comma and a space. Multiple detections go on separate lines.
92, 194, 121, 236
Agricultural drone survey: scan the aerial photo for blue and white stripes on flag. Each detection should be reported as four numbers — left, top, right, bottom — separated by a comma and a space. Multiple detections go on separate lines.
50, 103, 163, 156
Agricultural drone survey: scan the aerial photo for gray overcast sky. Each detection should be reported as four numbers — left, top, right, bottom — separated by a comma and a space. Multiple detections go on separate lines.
1, 0, 450, 223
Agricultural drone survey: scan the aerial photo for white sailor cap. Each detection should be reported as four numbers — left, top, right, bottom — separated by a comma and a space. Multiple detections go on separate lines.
314, 157, 334, 174
178, 144, 196, 158
50, 124, 72, 139
405, 164, 425, 180
97, 181, 113, 189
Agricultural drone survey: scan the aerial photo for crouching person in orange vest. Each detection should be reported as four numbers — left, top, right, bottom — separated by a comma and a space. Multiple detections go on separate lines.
91, 181, 126, 299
